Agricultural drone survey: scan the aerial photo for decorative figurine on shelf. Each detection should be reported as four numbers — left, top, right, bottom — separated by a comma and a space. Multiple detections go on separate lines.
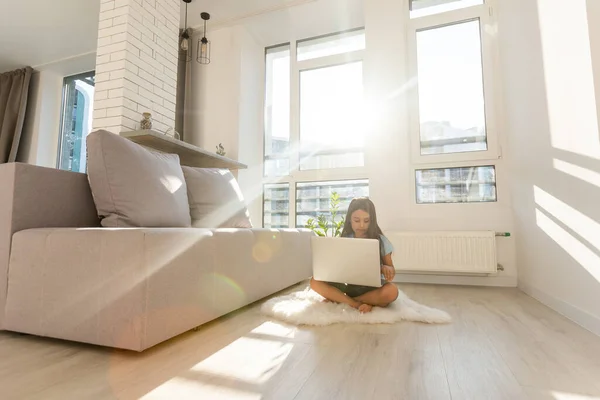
140, 112, 153, 130
216, 143, 226, 156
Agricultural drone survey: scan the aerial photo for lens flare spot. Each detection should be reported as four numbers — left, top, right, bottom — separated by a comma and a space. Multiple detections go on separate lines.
213, 273, 245, 299
253, 241, 274, 263
253, 233, 284, 263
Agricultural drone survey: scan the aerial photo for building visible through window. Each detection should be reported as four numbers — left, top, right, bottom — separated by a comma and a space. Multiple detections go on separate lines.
58, 71, 95, 173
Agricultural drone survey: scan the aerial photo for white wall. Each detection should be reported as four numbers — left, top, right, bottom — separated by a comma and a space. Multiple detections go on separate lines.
498, 0, 600, 334
187, 26, 243, 156
192, 0, 517, 287
185, 25, 268, 225
18, 53, 96, 168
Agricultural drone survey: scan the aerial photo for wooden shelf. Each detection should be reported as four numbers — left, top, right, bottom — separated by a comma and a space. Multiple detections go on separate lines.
120, 130, 247, 170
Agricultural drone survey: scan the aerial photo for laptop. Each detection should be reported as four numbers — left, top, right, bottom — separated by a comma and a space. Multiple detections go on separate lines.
311, 236, 382, 287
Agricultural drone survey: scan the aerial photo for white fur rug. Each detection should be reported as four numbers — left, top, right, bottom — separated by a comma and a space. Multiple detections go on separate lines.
261, 288, 451, 326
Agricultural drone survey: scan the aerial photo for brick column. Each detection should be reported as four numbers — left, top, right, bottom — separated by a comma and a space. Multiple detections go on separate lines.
92, 0, 180, 134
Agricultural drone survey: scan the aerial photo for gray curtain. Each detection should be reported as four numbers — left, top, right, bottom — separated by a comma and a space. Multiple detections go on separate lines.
0, 67, 33, 163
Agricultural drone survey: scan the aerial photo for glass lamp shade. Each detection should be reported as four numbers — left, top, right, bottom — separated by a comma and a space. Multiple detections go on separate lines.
197, 37, 210, 64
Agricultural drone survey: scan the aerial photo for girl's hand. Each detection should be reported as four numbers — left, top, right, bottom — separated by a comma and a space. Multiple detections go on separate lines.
381, 265, 395, 282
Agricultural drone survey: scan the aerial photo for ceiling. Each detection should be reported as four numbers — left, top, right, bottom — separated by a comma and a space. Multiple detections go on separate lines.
0, 0, 363, 73
183, 0, 318, 28
0, 0, 100, 73
184, 0, 363, 46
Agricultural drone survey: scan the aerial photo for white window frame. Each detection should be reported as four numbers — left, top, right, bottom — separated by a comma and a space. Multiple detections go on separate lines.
410, 159, 499, 205
262, 29, 368, 228
407, 1, 501, 166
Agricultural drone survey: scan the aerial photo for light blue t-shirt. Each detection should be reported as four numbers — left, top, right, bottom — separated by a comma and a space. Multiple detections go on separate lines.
346, 233, 394, 258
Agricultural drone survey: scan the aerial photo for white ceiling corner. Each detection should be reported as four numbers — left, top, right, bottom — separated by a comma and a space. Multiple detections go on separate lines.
183, 0, 318, 30
0, 0, 100, 73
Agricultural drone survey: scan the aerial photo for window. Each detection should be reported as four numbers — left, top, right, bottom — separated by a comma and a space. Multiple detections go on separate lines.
408, 0, 499, 205
416, 20, 486, 156
57, 72, 95, 173
263, 183, 290, 228
415, 165, 496, 204
300, 61, 364, 170
264, 46, 290, 177
296, 180, 369, 227
263, 29, 368, 229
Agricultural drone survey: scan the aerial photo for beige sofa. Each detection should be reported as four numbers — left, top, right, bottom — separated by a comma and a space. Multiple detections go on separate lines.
0, 162, 312, 351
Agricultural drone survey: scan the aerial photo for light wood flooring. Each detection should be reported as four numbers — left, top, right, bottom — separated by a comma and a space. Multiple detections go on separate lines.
1, 283, 600, 400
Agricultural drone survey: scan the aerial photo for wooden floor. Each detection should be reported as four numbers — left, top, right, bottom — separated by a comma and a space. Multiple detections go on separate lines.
2, 284, 600, 400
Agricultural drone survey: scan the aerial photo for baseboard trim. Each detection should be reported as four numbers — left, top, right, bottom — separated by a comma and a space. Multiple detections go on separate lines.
394, 274, 517, 287
519, 281, 600, 337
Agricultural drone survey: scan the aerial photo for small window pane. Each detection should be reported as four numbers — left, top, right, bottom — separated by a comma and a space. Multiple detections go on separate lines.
300, 61, 365, 170
416, 166, 496, 204
264, 45, 290, 177
264, 183, 290, 228
297, 29, 365, 61
410, 0, 484, 18
58, 72, 95, 173
296, 180, 369, 228
416, 20, 486, 155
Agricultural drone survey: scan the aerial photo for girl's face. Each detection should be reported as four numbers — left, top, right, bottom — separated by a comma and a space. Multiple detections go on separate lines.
350, 209, 371, 238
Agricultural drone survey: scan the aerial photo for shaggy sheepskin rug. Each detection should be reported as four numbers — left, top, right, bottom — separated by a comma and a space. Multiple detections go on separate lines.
261, 288, 451, 326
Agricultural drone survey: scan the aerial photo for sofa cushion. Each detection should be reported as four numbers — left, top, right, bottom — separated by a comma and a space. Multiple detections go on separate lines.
182, 166, 252, 228
86, 130, 192, 228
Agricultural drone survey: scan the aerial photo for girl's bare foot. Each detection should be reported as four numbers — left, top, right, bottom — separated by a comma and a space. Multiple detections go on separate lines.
358, 304, 373, 313
349, 301, 373, 313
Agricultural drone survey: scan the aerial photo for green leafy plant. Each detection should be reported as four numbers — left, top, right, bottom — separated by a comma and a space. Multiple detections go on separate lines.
306, 191, 345, 237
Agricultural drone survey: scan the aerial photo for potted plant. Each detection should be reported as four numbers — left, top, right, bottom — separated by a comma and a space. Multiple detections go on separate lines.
305, 191, 345, 237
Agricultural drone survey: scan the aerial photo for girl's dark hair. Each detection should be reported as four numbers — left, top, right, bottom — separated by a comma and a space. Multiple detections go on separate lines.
342, 197, 384, 247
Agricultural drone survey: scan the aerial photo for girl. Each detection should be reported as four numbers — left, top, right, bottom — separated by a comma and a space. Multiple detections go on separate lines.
310, 197, 399, 313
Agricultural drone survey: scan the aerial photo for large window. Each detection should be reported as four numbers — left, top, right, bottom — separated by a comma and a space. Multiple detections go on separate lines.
300, 61, 364, 170
57, 71, 95, 173
263, 29, 368, 229
416, 20, 486, 156
409, 0, 499, 204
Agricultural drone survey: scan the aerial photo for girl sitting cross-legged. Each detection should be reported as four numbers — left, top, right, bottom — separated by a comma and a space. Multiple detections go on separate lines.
310, 197, 399, 314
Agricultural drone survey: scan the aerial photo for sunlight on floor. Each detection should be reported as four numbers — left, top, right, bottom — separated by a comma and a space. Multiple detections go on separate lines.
250, 321, 297, 339
553, 159, 600, 189
535, 209, 600, 282
552, 391, 600, 400
141, 377, 261, 400
140, 322, 295, 399
188, 337, 293, 384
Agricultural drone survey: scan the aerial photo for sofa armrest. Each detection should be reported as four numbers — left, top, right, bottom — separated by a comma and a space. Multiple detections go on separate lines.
1, 163, 99, 233
0, 163, 99, 328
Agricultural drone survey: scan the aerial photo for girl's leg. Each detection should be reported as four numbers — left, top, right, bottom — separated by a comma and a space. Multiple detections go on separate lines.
309, 278, 363, 309
353, 283, 399, 307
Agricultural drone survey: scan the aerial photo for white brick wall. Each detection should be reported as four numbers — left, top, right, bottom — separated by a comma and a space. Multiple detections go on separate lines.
92, 0, 181, 134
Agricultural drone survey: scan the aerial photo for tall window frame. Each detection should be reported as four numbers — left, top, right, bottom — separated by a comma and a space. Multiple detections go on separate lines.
57, 71, 95, 173
262, 29, 368, 228
407, 1, 500, 166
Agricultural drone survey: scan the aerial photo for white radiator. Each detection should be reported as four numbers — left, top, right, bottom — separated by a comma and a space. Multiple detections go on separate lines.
386, 231, 498, 275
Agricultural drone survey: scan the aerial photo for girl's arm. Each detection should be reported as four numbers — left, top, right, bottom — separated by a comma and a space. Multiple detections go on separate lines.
381, 253, 395, 281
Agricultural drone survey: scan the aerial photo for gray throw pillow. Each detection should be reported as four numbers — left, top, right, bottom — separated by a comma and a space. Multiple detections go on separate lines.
86, 130, 192, 227
182, 166, 252, 229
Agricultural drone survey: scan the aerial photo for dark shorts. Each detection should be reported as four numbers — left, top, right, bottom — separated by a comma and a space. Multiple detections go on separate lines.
325, 280, 386, 298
